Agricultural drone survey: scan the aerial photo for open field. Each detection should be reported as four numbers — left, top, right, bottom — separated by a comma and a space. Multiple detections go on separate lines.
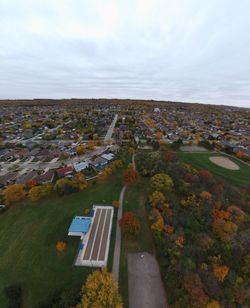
0, 175, 122, 307
120, 178, 155, 308
176, 152, 250, 187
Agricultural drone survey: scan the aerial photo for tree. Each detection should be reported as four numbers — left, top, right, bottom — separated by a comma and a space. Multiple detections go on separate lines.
198, 169, 213, 182
54, 178, 74, 196
150, 191, 166, 208
206, 300, 221, 308
87, 140, 95, 151
76, 145, 86, 155
151, 215, 164, 232
112, 200, 120, 208
212, 219, 238, 241
150, 173, 173, 193
56, 241, 66, 252
4, 184, 26, 205
183, 274, 209, 307
28, 184, 51, 201
200, 191, 212, 201
119, 212, 140, 235
72, 173, 88, 191
77, 268, 122, 308
123, 168, 139, 186
97, 170, 108, 182
128, 147, 135, 155
164, 151, 174, 163
213, 265, 229, 282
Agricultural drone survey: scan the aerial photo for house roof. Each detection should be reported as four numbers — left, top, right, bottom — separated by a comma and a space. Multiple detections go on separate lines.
68, 216, 91, 233
73, 162, 89, 172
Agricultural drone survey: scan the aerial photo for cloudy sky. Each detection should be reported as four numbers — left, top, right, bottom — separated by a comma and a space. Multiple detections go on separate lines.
0, 0, 250, 107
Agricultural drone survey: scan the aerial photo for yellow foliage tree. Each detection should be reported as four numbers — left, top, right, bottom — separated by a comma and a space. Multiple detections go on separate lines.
88, 140, 95, 151
76, 145, 86, 155
206, 300, 221, 308
150, 173, 173, 193
72, 172, 88, 191
151, 215, 164, 232
112, 200, 120, 208
4, 184, 26, 205
77, 268, 123, 308
128, 147, 135, 155
150, 191, 166, 207
28, 184, 53, 201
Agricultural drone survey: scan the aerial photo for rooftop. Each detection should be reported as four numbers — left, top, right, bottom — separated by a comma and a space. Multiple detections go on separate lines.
68, 216, 91, 234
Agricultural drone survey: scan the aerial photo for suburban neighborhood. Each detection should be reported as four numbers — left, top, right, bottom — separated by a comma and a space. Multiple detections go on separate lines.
0, 99, 250, 308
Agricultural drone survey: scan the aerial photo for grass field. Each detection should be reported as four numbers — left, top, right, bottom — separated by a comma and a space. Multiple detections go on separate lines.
176, 152, 250, 187
0, 174, 123, 308
119, 178, 155, 308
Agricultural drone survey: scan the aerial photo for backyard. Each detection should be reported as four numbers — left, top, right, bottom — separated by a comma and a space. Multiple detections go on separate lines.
0, 173, 123, 307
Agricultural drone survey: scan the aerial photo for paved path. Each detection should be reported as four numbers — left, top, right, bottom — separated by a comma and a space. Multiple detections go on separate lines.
112, 184, 127, 281
112, 153, 136, 281
128, 252, 168, 308
104, 114, 118, 142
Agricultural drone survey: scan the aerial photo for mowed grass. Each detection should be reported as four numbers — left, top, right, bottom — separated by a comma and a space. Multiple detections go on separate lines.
0, 175, 123, 308
176, 152, 250, 187
120, 178, 155, 308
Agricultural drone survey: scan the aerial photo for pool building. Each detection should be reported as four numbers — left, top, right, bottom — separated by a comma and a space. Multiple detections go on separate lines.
68, 205, 114, 267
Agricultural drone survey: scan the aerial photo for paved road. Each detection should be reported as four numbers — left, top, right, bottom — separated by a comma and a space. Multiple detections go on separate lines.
104, 114, 118, 142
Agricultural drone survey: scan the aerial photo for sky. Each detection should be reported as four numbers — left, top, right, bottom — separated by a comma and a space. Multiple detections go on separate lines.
0, 0, 250, 107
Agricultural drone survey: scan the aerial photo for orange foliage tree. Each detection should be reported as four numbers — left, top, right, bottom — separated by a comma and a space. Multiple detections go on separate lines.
112, 200, 120, 208
198, 169, 213, 182
200, 191, 212, 201
56, 241, 66, 252
213, 264, 229, 282
123, 168, 139, 186
119, 212, 140, 235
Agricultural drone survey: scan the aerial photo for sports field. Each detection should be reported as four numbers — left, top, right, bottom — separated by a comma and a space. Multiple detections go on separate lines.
176, 152, 250, 187
0, 175, 122, 308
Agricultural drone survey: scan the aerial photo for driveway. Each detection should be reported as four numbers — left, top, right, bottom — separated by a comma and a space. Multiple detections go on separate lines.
128, 252, 168, 308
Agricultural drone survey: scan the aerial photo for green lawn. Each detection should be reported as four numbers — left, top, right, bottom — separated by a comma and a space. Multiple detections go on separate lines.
176, 152, 250, 187
0, 175, 123, 308
119, 178, 155, 308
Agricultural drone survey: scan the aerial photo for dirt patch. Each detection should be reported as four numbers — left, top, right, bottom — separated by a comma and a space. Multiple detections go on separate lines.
128, 252, 168, 308
209, 156, 240, 170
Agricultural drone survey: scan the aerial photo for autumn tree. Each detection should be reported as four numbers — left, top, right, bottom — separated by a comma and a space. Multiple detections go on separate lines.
97, 170, 108, 182
200, 191, 212, 202
112, 200, 120, 208
76, 144, 86, 155
56, 241, 66, 252
150, 191, 166, 208
4, 184, 26, 205
77, 268, 122, 308
72, 172, 88, 191
54, 178, 74, 196
212, 218, 238, 241
206, 300, 221, 308
119, 212, 140, 235
198, 169, 213, 182
151, 215, 164, 232
150, 173, 173, 193
123, 168, 139, 186
183, 274, 209, 307
213, 265, 229, 282
28, 184, 53, 201
128, 147, 135, 155
87, 140, 95, 151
